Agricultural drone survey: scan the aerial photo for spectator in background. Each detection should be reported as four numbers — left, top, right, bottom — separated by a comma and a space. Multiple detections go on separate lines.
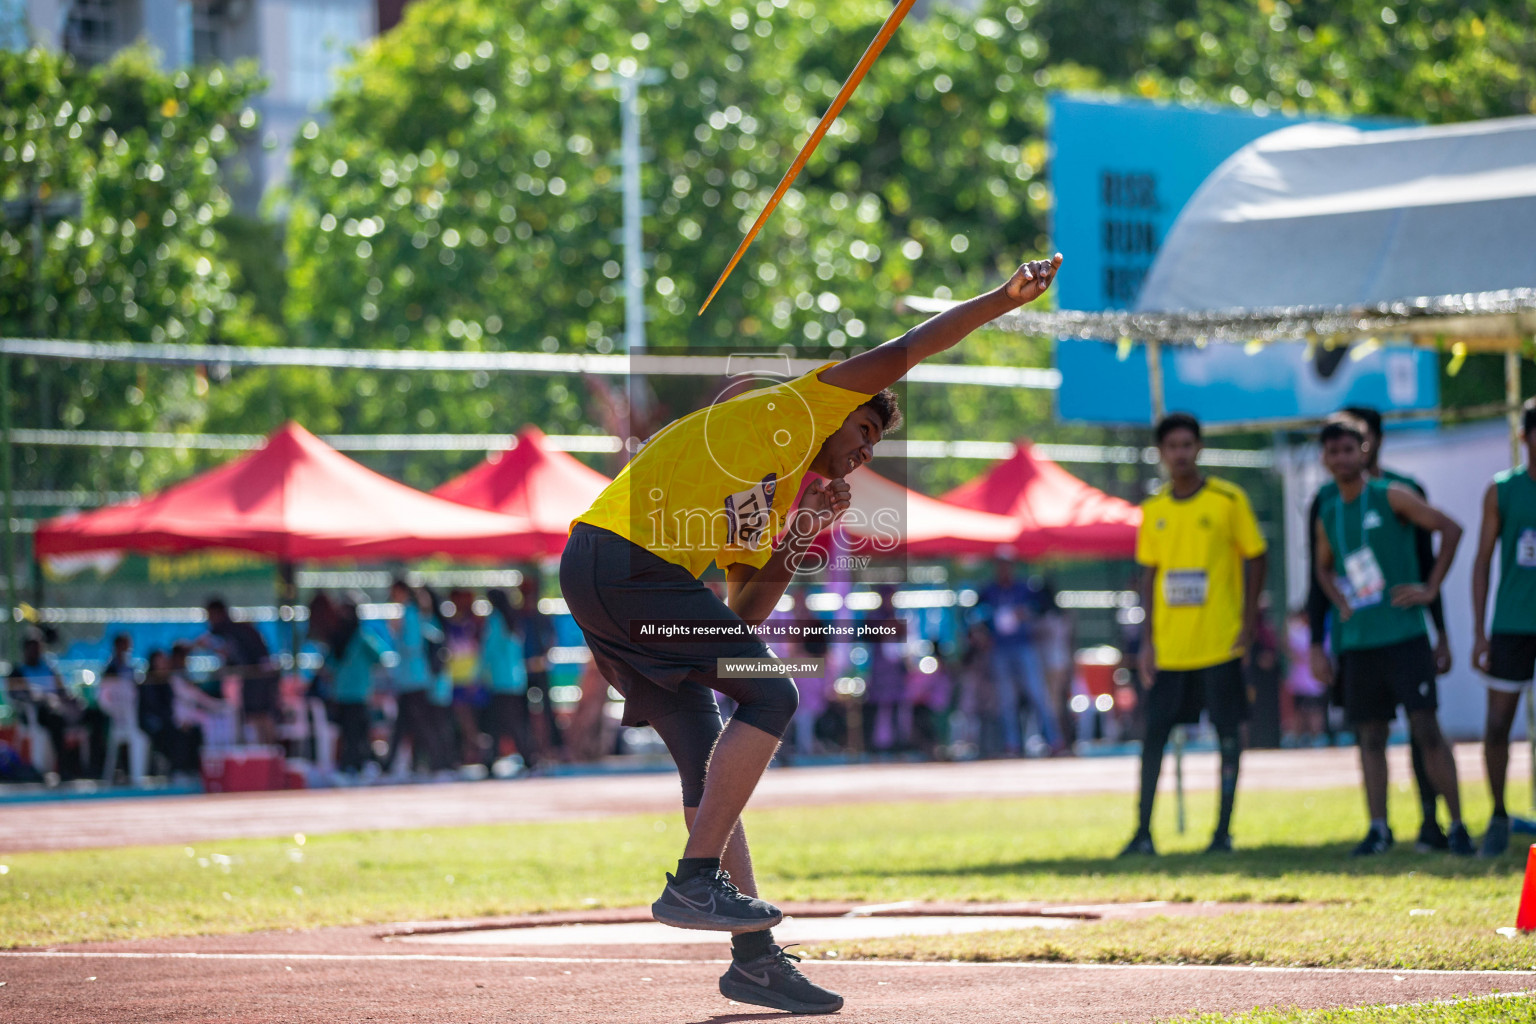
518, 574, 565, 761
444, 588, 488, 766
788, 589, 830, 759
864, 585, 909, 753
384, 579, 442, 778
97, 634, 140, 780
326, 596, 386, 777
906, 642, 954, 759
1285, 608, 1331, 746
1037, 580, 1077, 750
169, 642, 225, 777
137, 649, 177, 776
200, 598, 281, 746
102, 633, 134, 688
481, 588, 537, 775
422, 586, 459, 776
977, 552, 1064, 757
7, 632, 84, 778
954, 622, 997, 758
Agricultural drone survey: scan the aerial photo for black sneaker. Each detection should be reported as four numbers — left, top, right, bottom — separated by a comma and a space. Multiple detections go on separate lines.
1117, 832, 1157, 857
1414, 821, 1449, 853
651, 868, 783, 933
1480, 815, 1512, 858
1350, 827, 1394, 857
1446, 822, 1476, 857
719, 944, 843, 1015
1205, 832, 1233, 854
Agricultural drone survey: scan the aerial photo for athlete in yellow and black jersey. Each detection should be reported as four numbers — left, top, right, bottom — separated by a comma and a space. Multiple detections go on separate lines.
561, 254, 1064, 1015
1120, 412, 1268, 859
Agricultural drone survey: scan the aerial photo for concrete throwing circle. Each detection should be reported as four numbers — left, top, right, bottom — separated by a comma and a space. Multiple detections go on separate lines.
389, 913, 1079, 948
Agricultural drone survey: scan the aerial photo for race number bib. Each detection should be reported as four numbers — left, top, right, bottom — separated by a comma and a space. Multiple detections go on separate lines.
1340, 546, 1386, 610
1162, 569, 1209, 607
1517, 529, 1536, 569
724, 473, 778, 550
994, 605, 1021, 636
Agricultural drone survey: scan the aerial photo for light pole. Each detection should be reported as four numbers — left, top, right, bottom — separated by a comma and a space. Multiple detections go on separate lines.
600, 65, 663, 433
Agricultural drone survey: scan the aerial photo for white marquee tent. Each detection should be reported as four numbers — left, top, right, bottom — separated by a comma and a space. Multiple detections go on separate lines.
1138, 114, 1536, 314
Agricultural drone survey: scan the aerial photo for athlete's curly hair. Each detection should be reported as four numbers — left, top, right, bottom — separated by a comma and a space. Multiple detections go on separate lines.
861, 387, 903, 434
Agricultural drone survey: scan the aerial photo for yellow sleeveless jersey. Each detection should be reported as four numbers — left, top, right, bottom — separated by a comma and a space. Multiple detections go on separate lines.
573, 362, 874, 578
1136, 477, 1267, 671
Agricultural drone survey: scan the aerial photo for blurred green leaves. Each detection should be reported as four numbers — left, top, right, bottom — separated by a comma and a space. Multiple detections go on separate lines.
1, 44, 264, 492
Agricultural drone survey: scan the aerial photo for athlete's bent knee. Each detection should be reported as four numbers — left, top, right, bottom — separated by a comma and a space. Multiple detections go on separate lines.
1358, 722, 1390, 753
732, 676, 800, 739
1409, 713, 1445, 751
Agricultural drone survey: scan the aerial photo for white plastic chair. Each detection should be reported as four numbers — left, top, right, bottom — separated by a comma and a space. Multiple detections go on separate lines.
309, 697, 336, 773
98, 675, 149, 786
20, 702, 55, 775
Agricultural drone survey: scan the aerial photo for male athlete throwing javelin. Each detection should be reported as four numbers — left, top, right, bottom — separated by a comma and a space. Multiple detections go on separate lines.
561, 253, 1062, 1014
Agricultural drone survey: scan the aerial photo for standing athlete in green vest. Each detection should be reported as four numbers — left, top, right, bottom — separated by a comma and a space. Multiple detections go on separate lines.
1470, 398, 1536, 858
1313, 413, 1474, 857
1305, 406, 1450, 851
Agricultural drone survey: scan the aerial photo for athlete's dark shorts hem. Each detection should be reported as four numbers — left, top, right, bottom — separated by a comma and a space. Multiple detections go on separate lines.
1340, 634, 1437, 724
1487, 632, 1536, 685
559, 523, 781, 731
1150, 658, 1247, 731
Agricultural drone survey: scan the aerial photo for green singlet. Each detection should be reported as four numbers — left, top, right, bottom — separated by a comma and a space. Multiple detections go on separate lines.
1491, 466, 1536, 636
1319, 478, 1427, 652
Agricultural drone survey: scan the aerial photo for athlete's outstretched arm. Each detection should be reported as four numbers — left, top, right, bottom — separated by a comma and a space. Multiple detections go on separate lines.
819, 254, 1062, 395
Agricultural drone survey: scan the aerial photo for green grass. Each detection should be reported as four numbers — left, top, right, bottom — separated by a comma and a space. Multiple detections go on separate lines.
1172, 993, 1536, 1022
3, 779, 1535, 977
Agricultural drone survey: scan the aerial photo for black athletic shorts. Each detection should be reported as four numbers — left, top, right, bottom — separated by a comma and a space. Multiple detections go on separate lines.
1150, 658, 1247, 731
559, 523, 774, 728
1339, 634, 1437, 724
1487, 633, 1536, 686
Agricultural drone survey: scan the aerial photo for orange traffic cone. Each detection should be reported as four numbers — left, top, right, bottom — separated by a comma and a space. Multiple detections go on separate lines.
1519, 845, 1536, 933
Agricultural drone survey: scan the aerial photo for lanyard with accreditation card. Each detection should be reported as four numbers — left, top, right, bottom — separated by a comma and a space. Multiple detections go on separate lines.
1518, 528, 1536, 569
1335, 492, 1385, 610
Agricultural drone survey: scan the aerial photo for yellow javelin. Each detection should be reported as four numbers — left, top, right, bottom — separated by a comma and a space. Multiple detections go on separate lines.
698, 0, 918, 316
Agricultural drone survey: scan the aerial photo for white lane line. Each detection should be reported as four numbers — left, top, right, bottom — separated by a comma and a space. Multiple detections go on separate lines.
3, 950, 1535, 980
842, 901, 921, 917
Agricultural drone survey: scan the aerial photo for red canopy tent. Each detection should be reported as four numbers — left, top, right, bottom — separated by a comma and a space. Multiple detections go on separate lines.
431, 426, 612, 557
825, 469, 1024, 558
33, 422, 541, 561
941, 441, 1141, 559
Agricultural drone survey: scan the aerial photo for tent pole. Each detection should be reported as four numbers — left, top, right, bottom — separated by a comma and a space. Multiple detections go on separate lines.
1146, 340, 1167, 424
278, 559, 299, 680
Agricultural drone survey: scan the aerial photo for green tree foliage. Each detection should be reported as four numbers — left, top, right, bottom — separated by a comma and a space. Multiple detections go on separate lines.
0, 45, 265, 492
1129, 0, 1536, 123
